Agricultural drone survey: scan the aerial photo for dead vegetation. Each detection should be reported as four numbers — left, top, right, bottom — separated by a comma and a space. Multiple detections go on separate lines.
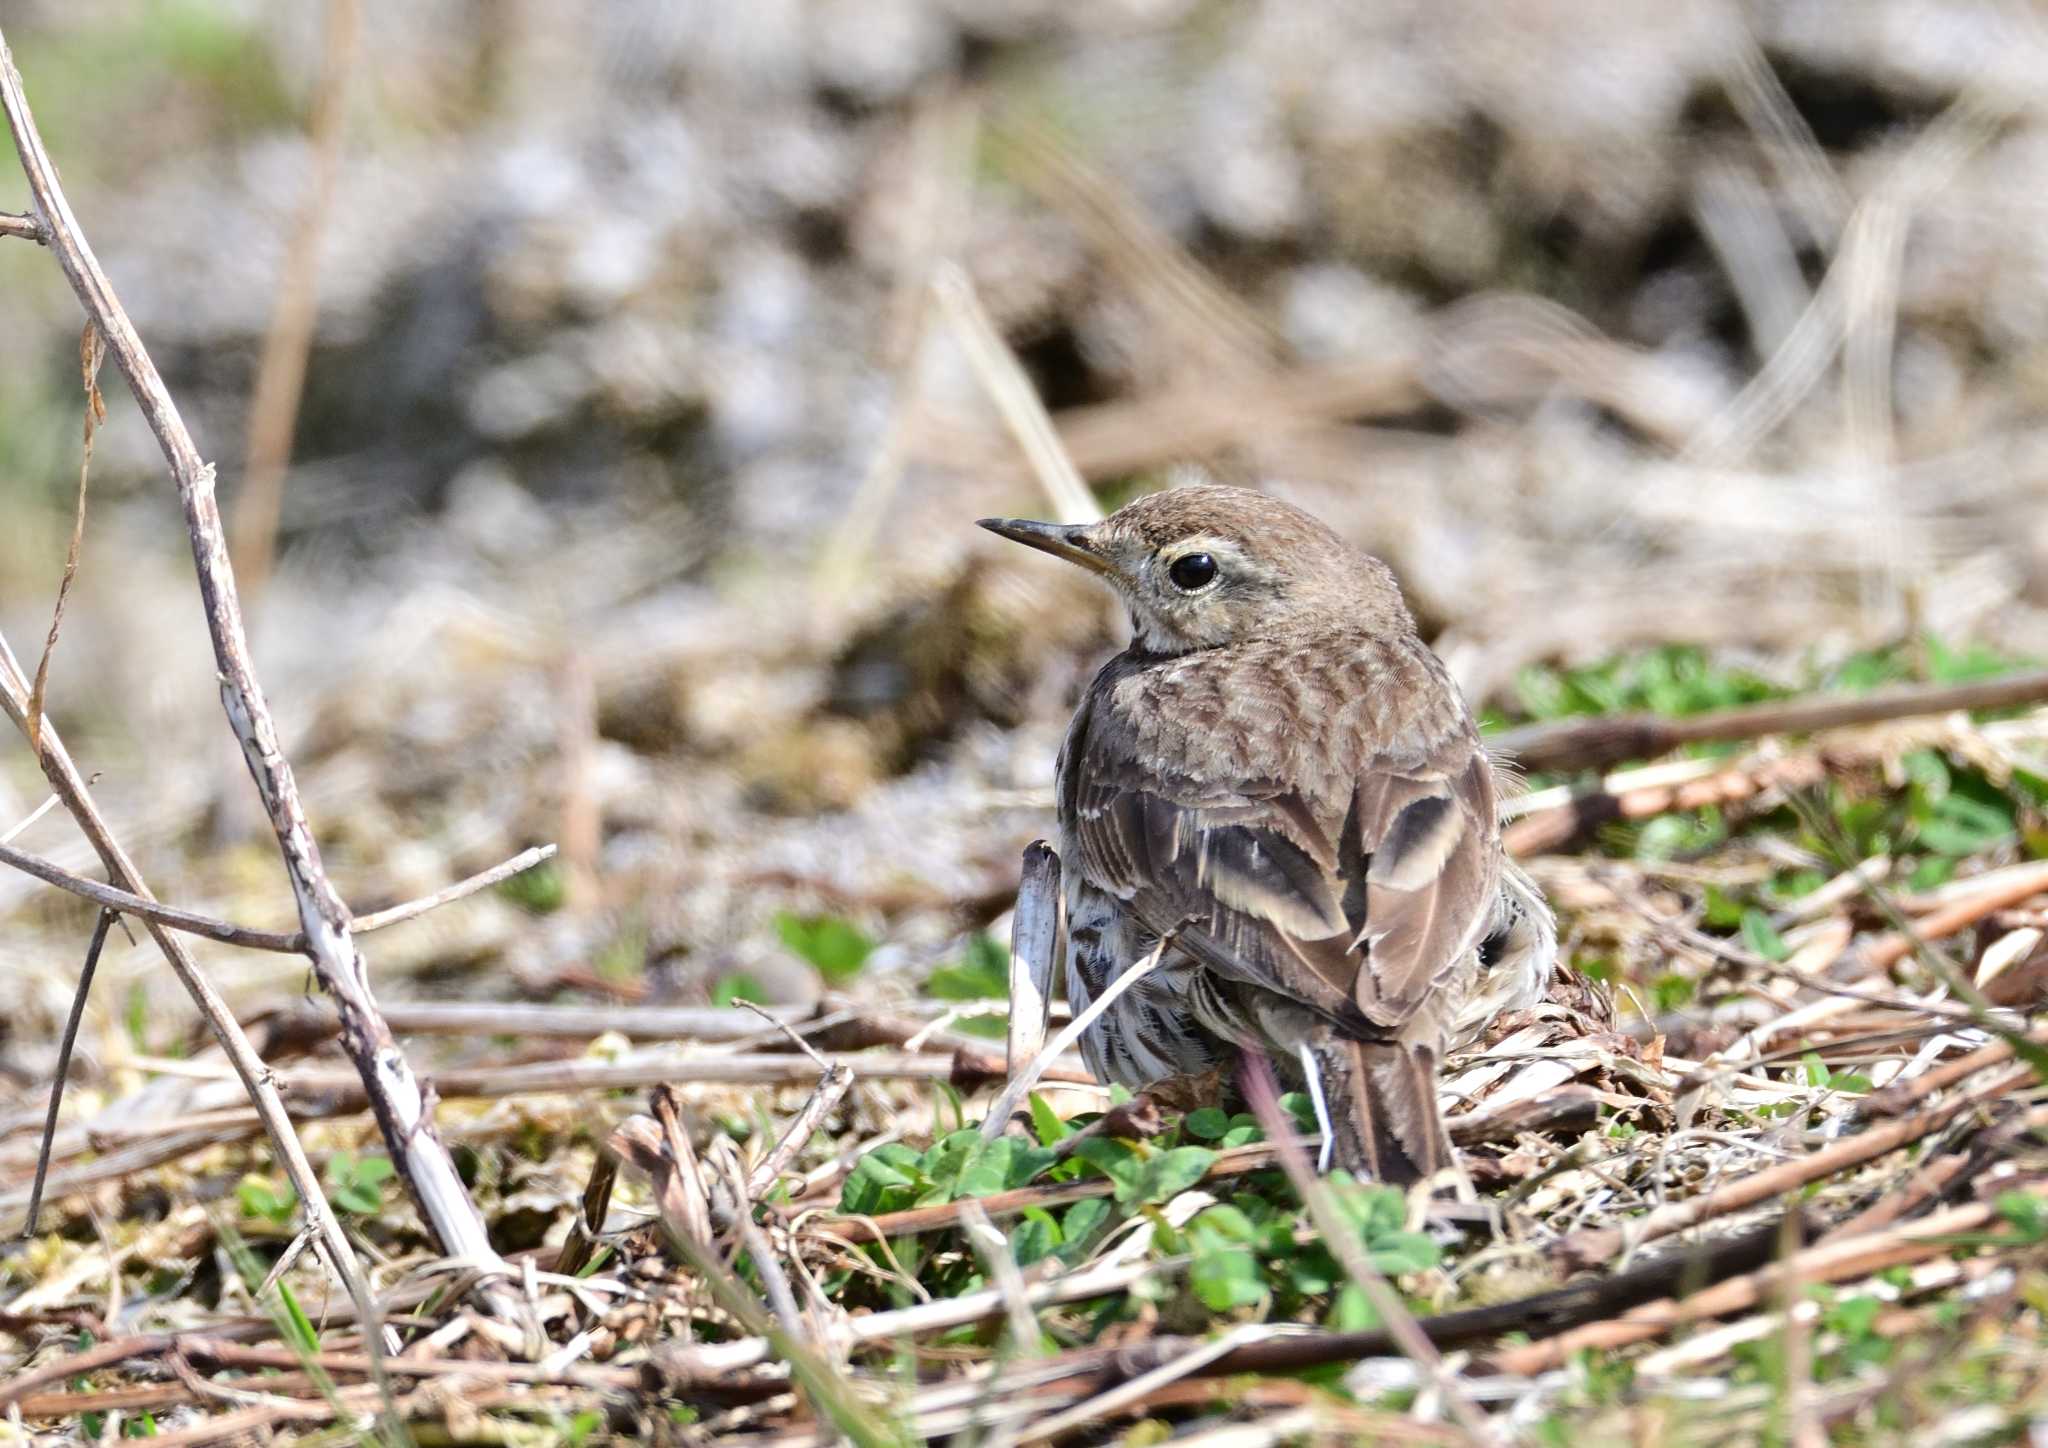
4, 2, 2048, 1443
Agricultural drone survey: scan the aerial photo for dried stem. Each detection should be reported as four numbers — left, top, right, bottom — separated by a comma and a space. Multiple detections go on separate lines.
1491, 668, 2048, 775
0, 627, 371, 1320
1237, 1053, 1495, 1446
25, 320, 104, 759
980, 932, 1173, 1141
0, 839, 555, 952
24, 909, 113, 1234
1554, 1062, 2030, 1271
0, 27, 507, 1291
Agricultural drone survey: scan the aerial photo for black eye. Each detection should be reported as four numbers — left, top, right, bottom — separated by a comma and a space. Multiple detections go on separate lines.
1168, 552, 1217, 592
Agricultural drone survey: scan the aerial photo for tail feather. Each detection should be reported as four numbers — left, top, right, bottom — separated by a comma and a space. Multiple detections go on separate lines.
1318, 1038, 1452, 1185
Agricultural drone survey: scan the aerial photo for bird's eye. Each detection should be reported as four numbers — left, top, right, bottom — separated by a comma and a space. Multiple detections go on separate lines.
1167, 552, 1217, 591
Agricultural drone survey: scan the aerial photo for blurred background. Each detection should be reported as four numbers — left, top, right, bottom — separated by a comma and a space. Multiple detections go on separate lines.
3, 0, 2048, 1071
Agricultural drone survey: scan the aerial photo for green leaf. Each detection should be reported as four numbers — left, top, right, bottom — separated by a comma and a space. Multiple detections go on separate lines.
1129, 1147, 1216, 1206
1739, 908, 1790, 962
1014, 1208, 1061, 1267
1190, 1243, 1266, 1311
1329, 1178, 1407, 1239
1070, 1137, 1142, 1197
276, 1280, 319, 1355
839, 1145, 922, 1215
324, 1152, 393, 1215
711, 973, 766, 1007
1191, 1204, 1258, 1243
1326, 1282, 1379, 1332
955, 1136, 1057, 1199
773, 912, 876, 984
1918, 790, 2015, 858
1027, 1093, 1071, 1147
1285, 1247, 1337, 1297
1651, 973, 1695, 1013
1183, 1107, 1231, 1141
497, 858, 565, 914
917, 1130, 985, 1202
927, 934, 1011, 999
1365, 1230, 1441, 1275
1058, 1198, 1112, 1261
1279, 1092, 1319, 1134
1801, 1051, 1831, 1088
1996, 1190, 2047, 1241
1701, 885, 1745, 928
237, 1176, 295, 1226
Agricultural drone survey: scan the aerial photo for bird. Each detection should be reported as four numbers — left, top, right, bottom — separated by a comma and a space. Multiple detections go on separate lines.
980, 484, 1554, 1183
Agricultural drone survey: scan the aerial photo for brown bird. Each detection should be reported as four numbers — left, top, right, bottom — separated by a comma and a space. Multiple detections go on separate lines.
981, 485, 1553, 1183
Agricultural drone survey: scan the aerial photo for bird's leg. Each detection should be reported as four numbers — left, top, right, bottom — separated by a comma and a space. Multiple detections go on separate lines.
1296, 1041, 1335, 1174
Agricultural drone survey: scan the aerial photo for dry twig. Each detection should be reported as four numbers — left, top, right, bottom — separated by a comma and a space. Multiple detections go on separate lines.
1492, 669, 2048, 776
0, 27, 508, 1293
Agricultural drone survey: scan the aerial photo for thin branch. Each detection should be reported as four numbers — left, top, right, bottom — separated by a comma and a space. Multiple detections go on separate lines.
1490, 667, 2048, 775
25, 319, 104, 759
1492, 1199, 2000, 1376
279, 1048, 1091, 1108
24, 909, 114, 1235
746, 1060, 855, 1202
0, 208, 38, 242
980, 931, 1173, 1141
1553, 1061, 2031, 1272
1237, 1053, 1495, 1446
0, 839, 555, 952
0, 25, 508, 1300
1, 789, 60, 844
349, 843, 557, 932
0, 627, 372, 1323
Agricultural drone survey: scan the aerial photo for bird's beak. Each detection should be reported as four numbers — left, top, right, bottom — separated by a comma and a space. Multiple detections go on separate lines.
977, 517, 1118, 579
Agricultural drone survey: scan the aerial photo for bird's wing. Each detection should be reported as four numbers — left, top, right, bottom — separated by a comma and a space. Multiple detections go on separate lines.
1064, 645, 1499, 1034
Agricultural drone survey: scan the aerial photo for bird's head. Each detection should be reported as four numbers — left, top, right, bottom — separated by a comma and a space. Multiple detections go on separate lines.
979, 485, 1413, 654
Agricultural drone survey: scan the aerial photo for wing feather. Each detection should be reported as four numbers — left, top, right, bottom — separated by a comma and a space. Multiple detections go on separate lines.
1061, 639, 1501, 1037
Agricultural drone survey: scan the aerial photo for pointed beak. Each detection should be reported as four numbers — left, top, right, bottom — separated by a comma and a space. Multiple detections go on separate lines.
977, 517, 1118, 579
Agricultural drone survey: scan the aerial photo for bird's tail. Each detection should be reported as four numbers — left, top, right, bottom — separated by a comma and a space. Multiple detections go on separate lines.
1315, 1038, 1452, 1185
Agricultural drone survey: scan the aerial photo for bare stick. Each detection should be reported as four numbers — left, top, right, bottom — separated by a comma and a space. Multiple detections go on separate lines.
649, 1089, 717, 1253
1505, 754, 1827, 857
746, 1062, 855, 1202
1860, 859, 2048, 972
1006, 841, 1061, 1080
24, 909, 113, 1235
981, 934, 1172, 1141
281, 1048, 1091, 1106
1237, 1054, 1495, 1445
1492, 1200, 1998, 1376
651, 1252, 1188, 1387
25, 320, 105, 758
1553, 1062, 2031, 1272
0, 629, 370, 1318
1491, 667, 2048, 775
0, 839, 555, 952
1, 790, 60, 844
0, 30, 505, 1291
0, 208, 39, 242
